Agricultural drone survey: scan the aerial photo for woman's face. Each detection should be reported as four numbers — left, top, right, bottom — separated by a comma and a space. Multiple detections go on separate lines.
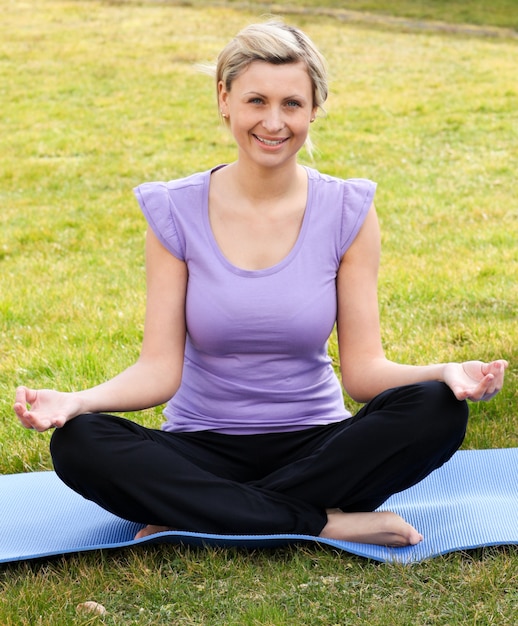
218, 61, 317, 170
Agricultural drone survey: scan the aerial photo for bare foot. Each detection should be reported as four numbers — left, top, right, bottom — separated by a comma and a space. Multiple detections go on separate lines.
319, 510, 423, 547
134, 524, 173, 540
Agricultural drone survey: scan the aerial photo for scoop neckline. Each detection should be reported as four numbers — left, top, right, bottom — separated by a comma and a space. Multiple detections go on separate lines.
202, 165, 314, 277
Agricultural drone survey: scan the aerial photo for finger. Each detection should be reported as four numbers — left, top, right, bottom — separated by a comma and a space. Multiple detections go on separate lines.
451, 385, 471, 402
32, 422, 53, 433
467, 374, 496, 402
481, 383, 498, 400
14, 386, 28, 406
485, 361, 504, 374
25, 414, 55, 433
478, 373, 496, 399
13, 402, 33, 428
14, 406, 53, 432
486, 362, 507, 394
51, 415, 67, 429
17, 416, 34, 429
493, 361, 508, 384
484, 370, 498, 393
15, 385, 37, 406
488, 360, 509, 377
13, 401, 25, 419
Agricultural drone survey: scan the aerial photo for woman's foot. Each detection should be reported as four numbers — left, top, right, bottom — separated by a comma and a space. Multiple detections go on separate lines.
134, 524, 173, 540
319, 510, 423, 547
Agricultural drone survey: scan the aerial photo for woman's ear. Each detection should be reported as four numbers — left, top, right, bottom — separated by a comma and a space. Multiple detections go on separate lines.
218, 80, 229, 118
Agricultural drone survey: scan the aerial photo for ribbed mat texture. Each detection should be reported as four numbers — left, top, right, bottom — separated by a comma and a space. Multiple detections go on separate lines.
1, 448, 516, 564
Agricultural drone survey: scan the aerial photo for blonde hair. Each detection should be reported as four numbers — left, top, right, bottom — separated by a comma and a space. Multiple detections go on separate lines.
216, 20, 328, 117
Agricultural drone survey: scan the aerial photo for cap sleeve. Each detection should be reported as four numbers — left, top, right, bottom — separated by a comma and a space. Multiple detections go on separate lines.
133, 182, 185, 260
340, 179, 377, 256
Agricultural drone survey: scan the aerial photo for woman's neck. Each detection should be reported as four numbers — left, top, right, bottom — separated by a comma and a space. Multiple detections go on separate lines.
225, 159, 305, 204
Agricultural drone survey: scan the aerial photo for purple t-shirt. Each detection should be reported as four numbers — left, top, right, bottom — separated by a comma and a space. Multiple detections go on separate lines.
134, 166, 376, 434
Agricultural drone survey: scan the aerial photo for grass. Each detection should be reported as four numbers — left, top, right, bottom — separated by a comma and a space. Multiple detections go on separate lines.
3, 545, 518, 624
191, 0, 518, 32
0, 0, 517, 623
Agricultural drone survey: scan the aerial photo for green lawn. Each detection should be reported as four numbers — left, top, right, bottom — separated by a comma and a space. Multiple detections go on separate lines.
0, 1, 517, 623
225, 0, 518, 31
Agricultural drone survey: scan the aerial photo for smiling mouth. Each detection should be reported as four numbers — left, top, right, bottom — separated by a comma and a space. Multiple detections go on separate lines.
253, 135, 289, 147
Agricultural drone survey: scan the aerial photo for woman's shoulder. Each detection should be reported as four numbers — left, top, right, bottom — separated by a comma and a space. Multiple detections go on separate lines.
135, 168, 212, 198
305, 167, 377, 255
305, 166, 376, 196
133, 168, 217, 259
133, 167, 216, 224
306, 166, 376, 218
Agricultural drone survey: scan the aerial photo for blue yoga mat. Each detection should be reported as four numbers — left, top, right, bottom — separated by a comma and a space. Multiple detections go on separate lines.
1, 448, 517, 564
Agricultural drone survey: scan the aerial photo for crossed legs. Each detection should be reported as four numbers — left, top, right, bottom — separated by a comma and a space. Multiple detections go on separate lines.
51, 382, 468, 546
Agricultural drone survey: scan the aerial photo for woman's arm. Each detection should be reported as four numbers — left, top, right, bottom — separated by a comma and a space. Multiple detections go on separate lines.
336, 205, 507, 403
14, 228, 187, 431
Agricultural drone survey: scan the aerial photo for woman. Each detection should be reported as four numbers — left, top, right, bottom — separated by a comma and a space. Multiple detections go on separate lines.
14, 21, 507, 547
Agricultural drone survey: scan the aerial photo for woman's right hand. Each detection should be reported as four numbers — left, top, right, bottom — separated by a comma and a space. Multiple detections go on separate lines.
13, 386, 83, 432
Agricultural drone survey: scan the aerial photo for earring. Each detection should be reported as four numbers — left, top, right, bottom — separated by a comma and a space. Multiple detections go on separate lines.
221, 110, 228, 118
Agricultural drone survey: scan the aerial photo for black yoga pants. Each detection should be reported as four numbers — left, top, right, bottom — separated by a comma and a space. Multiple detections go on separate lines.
50, 382, 468, 536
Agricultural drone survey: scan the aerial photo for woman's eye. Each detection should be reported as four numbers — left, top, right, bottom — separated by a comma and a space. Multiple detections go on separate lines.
286, 100, 302, 108
249, 97, 263, 105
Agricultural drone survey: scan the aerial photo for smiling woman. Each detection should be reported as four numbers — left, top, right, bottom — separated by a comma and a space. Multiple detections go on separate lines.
214, 20, 327, 161
14, 19, 507, 549
219, 61, 316, 167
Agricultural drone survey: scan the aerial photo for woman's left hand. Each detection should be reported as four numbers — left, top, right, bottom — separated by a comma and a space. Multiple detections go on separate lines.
443, 360, 508, 402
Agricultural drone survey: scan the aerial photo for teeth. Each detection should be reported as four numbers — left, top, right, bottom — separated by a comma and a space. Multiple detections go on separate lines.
256, 136, 285, 146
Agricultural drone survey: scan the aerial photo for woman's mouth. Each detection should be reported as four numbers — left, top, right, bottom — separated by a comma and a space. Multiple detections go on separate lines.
253, 135, 289, 147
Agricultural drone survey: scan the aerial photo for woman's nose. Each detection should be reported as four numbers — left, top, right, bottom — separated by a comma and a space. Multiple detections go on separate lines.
262, 107, 284, 133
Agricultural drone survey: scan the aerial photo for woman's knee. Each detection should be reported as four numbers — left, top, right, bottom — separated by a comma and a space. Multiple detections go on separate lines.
50, 413, 110, 481
371, 381, 468, 451
414, 381, 468, 448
